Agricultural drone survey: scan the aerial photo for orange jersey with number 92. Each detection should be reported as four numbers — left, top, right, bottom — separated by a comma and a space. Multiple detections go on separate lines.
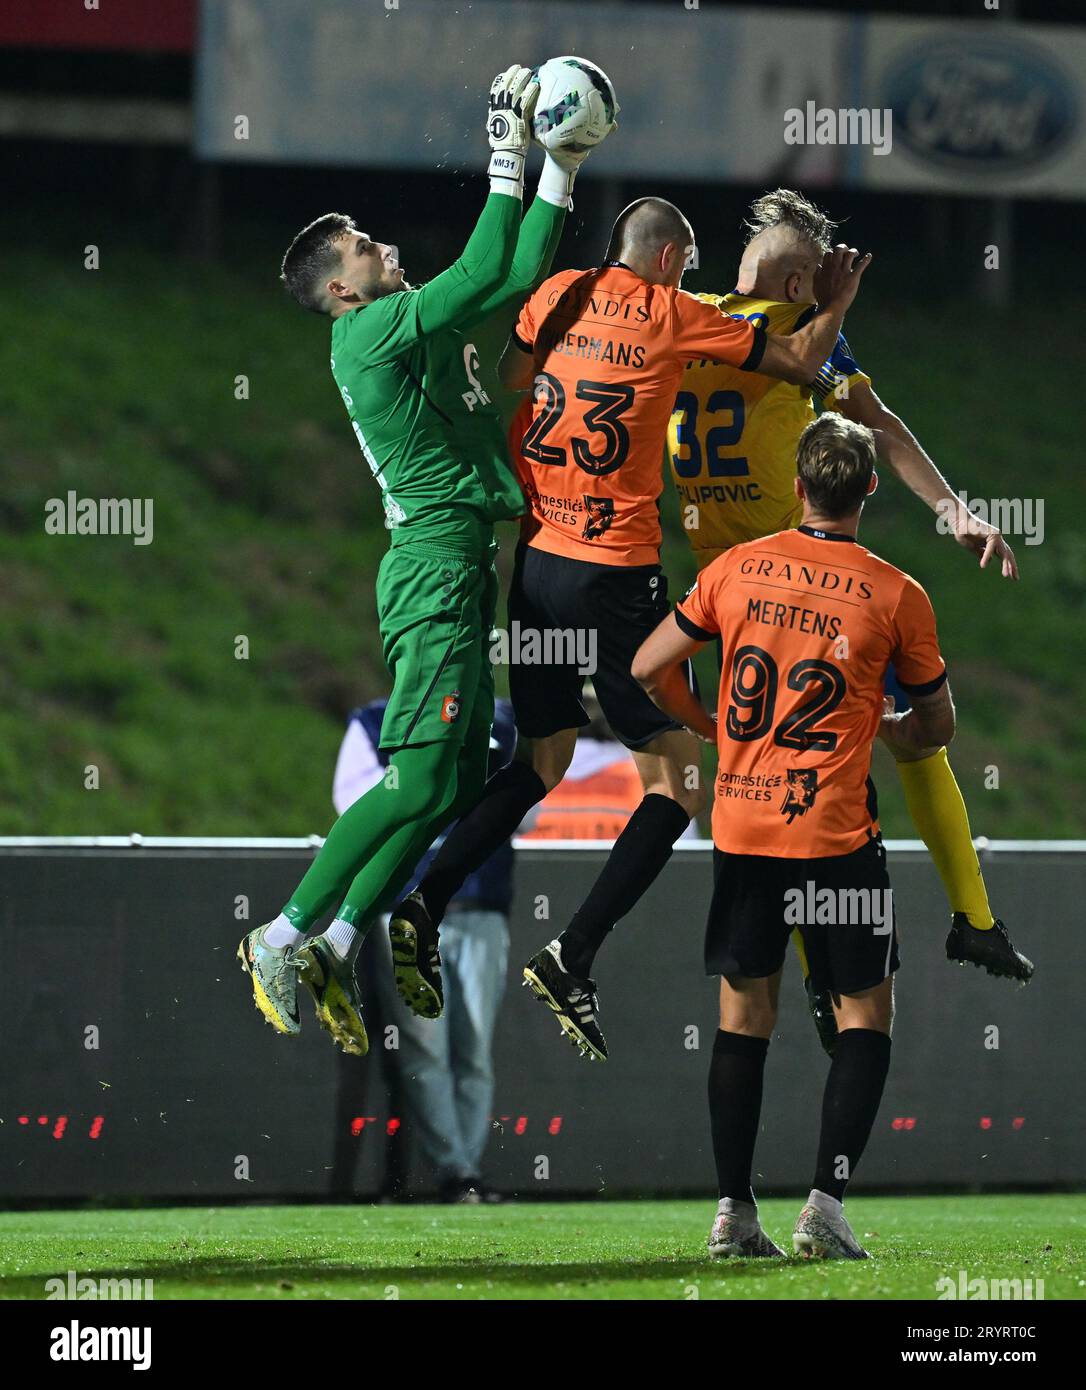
676, 527, 947, 858
510, 263, 764, 566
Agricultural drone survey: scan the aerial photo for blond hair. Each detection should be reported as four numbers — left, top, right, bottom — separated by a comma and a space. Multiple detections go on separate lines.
796, 414, 876, 518
743, 188, 838, 254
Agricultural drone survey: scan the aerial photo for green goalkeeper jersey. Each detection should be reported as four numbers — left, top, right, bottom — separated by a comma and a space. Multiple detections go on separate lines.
330, 192, 565, 551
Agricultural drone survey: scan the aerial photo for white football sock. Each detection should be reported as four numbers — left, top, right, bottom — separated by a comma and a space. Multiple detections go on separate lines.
325, 918, 359, 961
808, 1188, 844, 1218
263, 915, 304, 950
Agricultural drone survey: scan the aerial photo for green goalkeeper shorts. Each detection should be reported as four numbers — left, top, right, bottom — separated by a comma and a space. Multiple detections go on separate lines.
376, 538, 498, 752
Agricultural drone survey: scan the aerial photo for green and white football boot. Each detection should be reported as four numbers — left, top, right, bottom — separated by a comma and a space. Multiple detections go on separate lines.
237, 924, 302, 1036
295, 935, 369, 1056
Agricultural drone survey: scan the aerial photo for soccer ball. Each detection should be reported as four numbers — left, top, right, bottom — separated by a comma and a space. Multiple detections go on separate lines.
531, 56, 620, 156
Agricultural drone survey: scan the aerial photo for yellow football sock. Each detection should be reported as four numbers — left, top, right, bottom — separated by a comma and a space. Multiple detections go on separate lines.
791, 928, 811, 979
894, 746, 995, 930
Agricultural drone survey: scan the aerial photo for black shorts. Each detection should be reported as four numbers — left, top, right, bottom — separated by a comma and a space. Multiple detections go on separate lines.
705, 836, 900, 996
507, 542, 692, 750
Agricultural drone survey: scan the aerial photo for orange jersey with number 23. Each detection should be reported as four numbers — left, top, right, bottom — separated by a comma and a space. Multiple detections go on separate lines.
511, 263, 766, 566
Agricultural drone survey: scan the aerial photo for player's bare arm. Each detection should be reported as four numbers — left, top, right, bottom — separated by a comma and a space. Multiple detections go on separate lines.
878, 683, 957, 760
846, 382, 1018, 580
755, 244, 872, 385
632, 613, 716, 742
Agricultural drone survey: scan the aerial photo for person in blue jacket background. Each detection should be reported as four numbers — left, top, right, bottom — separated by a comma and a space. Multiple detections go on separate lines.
334, 698, 518, 1202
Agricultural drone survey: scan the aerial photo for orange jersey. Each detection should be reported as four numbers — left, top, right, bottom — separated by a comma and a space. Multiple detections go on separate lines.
676, 526, 947, 859
511, 263, 764, 566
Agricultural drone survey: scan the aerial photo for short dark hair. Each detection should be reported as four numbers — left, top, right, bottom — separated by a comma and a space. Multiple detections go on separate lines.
280, 212, 356, 314
743, 188, 838, 254
608, 197, 691, 263
796, 414, 876, 518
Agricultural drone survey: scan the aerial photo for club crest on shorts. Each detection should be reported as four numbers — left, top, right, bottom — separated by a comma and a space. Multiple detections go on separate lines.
781, 768, 819, 823
440, 690, 462, 724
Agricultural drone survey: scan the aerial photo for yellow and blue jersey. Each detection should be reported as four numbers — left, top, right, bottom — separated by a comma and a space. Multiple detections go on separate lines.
667, 292, 870, 568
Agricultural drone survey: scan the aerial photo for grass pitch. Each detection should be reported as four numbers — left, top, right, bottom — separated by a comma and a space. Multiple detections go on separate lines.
0, 1195, 1082, 1300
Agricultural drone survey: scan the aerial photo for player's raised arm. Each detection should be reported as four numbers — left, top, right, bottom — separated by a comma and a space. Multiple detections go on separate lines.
475, 109, 619, 349
465, 138, 604, 329
412, 66, 541, 330
463, 191, 566, 332
843, 383, 1018, 580
332, 66, 539, 359
808, 321, 1016, 578
754, 244, 872, 385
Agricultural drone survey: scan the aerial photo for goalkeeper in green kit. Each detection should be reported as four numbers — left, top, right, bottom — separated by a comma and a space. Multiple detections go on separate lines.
239, 66, 613, 1054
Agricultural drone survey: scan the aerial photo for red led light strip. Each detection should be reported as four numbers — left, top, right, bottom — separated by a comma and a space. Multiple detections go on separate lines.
349, 1115, 564, 1136
15, 1116, 105, 1139
889, 1116, 1026, 1132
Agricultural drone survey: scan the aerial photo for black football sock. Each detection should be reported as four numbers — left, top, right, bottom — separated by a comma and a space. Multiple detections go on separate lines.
417, 760, 546, 923
813, 1028, 892, 1202
558, 793, 690, 978
708, 1029, 770, 1205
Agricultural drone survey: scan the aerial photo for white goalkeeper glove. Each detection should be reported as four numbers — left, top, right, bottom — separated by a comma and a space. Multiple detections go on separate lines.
487, 65, 539, 196
536, 115, 620, 209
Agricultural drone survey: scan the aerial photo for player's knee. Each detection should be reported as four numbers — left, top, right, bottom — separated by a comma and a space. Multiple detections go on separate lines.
523, 734, 575, 793
718, 993, 777, 1037
396, 783, 447, 828
838, 1016, 893, 1040
642, 778, 703, 820
537, 765, 565, 795
676, 777, 706, 820
836, 982, 894, 1035
718, 1009, 776, 1039
387, 746, 460, 821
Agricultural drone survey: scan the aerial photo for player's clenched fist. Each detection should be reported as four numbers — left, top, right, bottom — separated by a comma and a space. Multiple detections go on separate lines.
487, 65, 540, 193
815, 243, 873, 312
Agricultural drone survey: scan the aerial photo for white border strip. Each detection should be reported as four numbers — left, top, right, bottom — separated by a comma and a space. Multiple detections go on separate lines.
0, 836, 1083, 854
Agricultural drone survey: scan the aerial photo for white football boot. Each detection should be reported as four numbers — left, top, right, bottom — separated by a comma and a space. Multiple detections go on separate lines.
707, 1197, 785, 1259
793, 1190, 869, 1260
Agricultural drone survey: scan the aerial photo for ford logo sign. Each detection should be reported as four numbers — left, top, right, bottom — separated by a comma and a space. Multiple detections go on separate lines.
883, 34, 1078, 173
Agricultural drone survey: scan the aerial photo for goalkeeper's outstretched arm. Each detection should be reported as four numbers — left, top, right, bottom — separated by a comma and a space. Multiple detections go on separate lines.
462, 186, 566, 331
464, 117, 617, 330
406, 66, 541, 340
